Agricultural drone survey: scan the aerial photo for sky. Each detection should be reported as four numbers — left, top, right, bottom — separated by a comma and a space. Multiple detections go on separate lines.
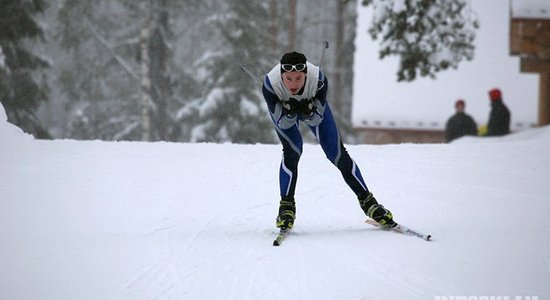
352, 0, 541, 131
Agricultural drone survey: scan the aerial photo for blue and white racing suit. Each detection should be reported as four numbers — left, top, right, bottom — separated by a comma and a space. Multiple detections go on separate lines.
262, 62, 370, 200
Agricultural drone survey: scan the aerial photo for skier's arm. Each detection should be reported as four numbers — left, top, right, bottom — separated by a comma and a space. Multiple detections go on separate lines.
262, 76, 297, 129
302, 74, 328, 127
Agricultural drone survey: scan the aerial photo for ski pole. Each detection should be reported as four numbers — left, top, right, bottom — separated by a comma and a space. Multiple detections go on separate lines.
240, 65, 262, 87
319, 40, 329, 70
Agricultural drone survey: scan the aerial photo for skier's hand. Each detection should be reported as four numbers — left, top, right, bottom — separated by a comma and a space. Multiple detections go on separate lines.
282, 98, 318, 116
297, 98, 317, 116
282, 98, 299, 116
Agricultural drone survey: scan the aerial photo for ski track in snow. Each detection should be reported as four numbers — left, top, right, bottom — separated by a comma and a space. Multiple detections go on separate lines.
120, 215, 218, 299
2, 110, 550, 299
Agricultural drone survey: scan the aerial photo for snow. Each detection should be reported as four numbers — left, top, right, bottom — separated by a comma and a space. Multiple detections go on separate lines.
511, 0, 550, 19
240, 97, 260, 116
0, 104, 34, 144
353, 0, 539, 131
1, 101, 550, 299
200, 87, 224, 117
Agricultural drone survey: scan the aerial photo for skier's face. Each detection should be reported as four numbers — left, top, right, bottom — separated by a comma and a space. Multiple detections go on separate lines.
282, 72, 306, 95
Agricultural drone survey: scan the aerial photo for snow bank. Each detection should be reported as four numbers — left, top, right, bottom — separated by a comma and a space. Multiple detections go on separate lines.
453, 124, 550, 144
0, 103, 34, 145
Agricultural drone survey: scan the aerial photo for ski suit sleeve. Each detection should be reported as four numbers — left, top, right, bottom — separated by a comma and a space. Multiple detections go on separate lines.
302, 75, 328, 127
262, 76, 297, 129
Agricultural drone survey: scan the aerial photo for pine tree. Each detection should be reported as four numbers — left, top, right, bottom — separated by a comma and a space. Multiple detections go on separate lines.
363, 0, 479, 81
57, 0, 142, 140
0, 0, 50, 138
57, 0, 207, 141
186, 0, 276, 143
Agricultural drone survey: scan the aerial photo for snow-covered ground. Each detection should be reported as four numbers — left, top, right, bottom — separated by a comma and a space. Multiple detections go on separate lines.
1, 102, 549, 299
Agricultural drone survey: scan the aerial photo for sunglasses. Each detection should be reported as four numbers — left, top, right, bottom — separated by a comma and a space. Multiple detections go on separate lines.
281, 63, 307, 72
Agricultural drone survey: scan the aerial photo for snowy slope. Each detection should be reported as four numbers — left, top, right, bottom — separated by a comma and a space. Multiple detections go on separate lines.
1, 104, 550, 299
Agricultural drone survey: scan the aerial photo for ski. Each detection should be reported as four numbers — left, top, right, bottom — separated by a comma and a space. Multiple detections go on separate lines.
365, 219, 432, 241
273, 229, 291, 246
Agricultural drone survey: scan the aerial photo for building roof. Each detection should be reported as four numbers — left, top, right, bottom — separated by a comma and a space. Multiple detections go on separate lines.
511, 0, 550, 19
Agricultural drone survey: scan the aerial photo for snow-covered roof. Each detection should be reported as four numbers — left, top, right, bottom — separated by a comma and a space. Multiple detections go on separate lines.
511, 0, 550, 19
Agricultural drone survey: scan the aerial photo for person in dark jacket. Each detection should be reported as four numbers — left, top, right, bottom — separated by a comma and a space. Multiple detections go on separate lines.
445, 99, 478, 142
487, 88, 510, 136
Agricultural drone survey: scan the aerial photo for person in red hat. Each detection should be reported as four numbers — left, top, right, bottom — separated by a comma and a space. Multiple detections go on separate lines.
445, 99, 478, 142
487, 88, 510, 136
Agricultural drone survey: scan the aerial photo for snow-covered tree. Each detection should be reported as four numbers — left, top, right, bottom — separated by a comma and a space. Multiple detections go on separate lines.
57, 1, 142, 140
330, 0, 358, 139
0, 0, 50, 138
184, 1, 276, 143
363, 0, 479, 81
57, 0, 204, 141
38, 0, 360, 143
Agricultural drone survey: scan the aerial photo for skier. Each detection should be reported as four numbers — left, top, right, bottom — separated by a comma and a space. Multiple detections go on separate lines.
262, 51, 396, 231
445, 99, 478, 142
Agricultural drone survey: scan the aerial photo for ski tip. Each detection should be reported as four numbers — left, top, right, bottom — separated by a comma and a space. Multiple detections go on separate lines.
365, 219, 377, 225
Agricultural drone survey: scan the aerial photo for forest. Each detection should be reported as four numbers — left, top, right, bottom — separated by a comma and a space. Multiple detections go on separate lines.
0, 0, 477, 143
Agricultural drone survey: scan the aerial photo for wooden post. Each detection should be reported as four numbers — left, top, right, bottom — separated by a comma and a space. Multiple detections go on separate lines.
540, 71, 550, 125
521, 57, 550, 126
511, 18, 550, 127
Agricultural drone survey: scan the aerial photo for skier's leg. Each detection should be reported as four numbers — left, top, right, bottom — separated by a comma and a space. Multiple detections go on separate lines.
310, 104, 396, 226
274, 125, 303, 229
275, 125, 303, 198
310, 103, 369, 196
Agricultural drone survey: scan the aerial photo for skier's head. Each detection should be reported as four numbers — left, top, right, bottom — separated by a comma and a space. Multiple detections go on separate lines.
280, 52, 307, 74
280, 51, 307, 95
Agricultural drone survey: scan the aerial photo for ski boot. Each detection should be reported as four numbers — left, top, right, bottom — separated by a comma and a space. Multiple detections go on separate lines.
276, 197, 296, 230
359, 192, 396, 228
